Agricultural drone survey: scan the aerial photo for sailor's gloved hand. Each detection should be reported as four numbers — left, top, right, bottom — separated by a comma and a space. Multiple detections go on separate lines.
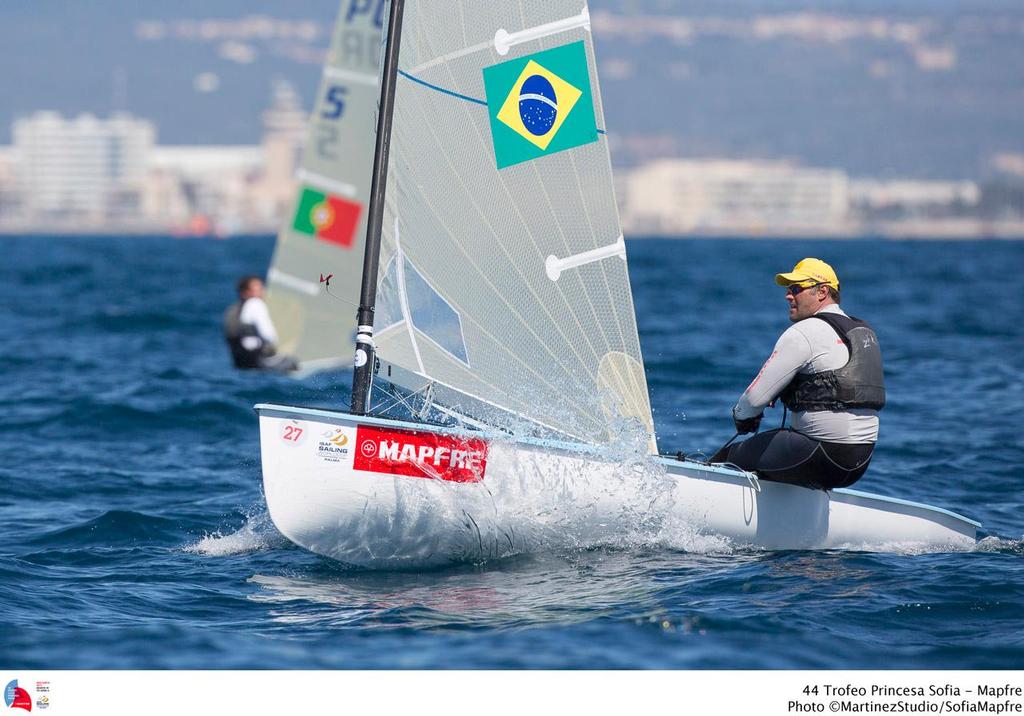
733, 413, 762, 435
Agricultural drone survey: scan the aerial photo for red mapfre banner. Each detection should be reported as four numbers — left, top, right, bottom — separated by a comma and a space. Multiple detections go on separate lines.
353, 425, 488, 483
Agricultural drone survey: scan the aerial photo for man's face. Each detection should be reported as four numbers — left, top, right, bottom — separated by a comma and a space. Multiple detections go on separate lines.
785, 282, 827, 322
244, 279, 265, 299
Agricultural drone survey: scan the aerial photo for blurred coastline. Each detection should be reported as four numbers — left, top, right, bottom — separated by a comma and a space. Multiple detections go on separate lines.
2, 3, 1023, 239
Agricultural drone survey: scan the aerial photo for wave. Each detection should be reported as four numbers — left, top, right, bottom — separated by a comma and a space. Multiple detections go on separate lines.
184, 508, 289, 557
29, 395, 254, 437
28, 510, 184, 547
972, 535, 1024, 555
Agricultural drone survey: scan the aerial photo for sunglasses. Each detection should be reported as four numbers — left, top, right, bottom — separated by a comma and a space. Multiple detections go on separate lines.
786, 282, 826, 296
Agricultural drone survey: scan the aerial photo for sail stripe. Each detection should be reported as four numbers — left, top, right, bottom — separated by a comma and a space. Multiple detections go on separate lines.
323, 66, 379, 86
268, 268, 320, 297
294, 169, 358, 199
397, 70, 488, 106
397, 69, 608, 133
408, 39, 494, 75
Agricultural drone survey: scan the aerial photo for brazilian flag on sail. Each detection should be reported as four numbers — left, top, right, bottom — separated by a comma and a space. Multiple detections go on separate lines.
483, 41, 598, 170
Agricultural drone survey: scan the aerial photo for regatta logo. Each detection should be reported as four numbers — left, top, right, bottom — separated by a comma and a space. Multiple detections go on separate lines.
354, 425, 488, 483
316, 427, 356, 463
4, 681, 31, 712
483, 41, 598, 169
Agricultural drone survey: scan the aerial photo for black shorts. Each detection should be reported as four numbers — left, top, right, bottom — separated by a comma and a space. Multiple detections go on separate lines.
712, 428, 874, 490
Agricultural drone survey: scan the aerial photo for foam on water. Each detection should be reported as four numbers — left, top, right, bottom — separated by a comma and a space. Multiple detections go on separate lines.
826, 540, 976, 556
972, 535, 1024, 555
185, 507, 289, 557
278, 418, 741, 570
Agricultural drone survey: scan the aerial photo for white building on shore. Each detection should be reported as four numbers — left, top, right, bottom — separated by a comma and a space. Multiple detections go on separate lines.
12, 112, 156, 223
849, 179, 980, 209
2, 80, 306, 235
620, 159, 850, 236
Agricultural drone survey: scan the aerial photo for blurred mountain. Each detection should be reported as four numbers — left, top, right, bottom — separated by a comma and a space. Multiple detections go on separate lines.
2, 0, 1022, 180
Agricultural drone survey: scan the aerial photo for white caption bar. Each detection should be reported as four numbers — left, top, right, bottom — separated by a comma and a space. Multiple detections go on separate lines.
494, 6, 590, 56
268, 268, 320, 297
294, 168, 358, 199
324, 66, 379, 86
545, 235, 625, 282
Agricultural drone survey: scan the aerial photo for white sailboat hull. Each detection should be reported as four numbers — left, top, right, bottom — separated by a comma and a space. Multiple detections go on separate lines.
256, 404, 979, 568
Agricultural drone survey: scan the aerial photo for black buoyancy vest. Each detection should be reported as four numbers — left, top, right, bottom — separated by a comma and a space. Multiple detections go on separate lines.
223, 300, 264, 369
780, 312, 886, 412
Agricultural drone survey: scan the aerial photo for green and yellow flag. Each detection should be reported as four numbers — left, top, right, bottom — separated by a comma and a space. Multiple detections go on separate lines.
483, 41, 598, 170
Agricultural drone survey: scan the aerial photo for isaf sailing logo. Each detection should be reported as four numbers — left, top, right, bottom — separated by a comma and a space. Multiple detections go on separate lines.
316, 428, 354, 463
483, 40, 598, 169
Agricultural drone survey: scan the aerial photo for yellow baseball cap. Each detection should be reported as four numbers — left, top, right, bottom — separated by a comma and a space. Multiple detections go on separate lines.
775, 258, 840, 290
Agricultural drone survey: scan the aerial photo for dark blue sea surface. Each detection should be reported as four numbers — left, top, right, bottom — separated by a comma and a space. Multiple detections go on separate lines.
1, 236, 1022, 669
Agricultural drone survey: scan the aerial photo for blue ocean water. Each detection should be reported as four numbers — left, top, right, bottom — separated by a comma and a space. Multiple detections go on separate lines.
1, 236, 1022, 669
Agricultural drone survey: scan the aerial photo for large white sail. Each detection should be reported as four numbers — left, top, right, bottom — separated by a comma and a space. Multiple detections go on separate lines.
372, 1, 656, 451
265, 0, 385, 371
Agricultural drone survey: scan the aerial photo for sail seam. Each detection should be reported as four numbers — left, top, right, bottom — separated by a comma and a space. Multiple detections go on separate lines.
294, 168, 358, 199
323, 66, 379, 86
398, 70, 487, 106
408, 40, 494, 76
396, 69, 606, 134
267, 268, 320, 297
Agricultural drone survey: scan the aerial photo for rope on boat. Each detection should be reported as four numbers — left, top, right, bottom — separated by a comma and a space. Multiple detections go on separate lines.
318, 272, 360, 309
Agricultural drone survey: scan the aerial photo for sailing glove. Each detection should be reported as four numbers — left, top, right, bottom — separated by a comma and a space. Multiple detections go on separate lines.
733, 413, 763, 435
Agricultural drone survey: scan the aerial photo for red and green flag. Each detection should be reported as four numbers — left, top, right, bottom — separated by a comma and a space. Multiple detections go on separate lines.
292, 187, 362, 249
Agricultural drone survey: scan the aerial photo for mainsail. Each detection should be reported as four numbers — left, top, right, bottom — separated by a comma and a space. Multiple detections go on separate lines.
371, 2, 657, 451
265, 0, 385, 371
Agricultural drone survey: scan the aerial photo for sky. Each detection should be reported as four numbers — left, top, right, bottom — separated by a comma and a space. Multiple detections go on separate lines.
2, 0, 1023, 180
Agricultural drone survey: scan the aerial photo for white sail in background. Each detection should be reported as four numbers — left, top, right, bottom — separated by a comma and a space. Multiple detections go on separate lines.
265, 0, 385, 371
373, 1, 656, 451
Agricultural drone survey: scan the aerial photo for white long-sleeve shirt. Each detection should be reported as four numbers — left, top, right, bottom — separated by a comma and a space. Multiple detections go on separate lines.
733, 304, 879, 444
238, 297, 278, 351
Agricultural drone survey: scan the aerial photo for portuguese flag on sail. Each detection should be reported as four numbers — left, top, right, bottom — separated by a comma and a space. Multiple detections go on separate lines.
292, 187, 362, 249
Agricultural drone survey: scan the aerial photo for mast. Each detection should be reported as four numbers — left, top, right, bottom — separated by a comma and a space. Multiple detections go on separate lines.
350, 0, 406, 415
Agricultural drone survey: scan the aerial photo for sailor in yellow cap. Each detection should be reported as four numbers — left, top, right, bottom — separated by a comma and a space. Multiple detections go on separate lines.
711, 258, 886, 490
